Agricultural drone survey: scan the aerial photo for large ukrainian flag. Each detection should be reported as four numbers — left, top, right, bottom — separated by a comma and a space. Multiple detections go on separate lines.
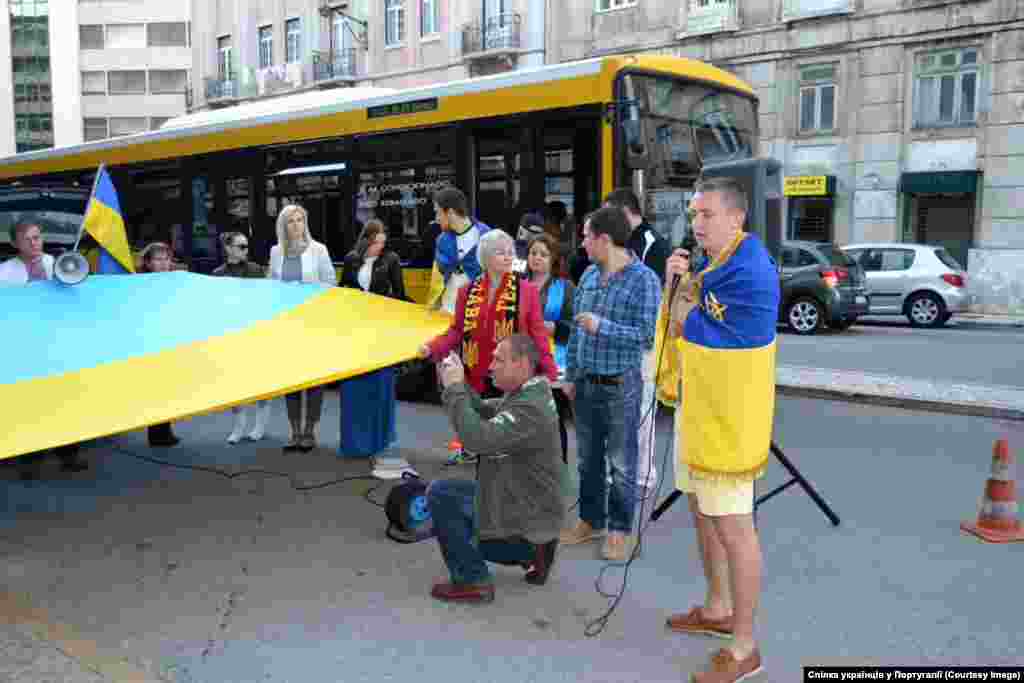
680, 233, 781, 481
81, 165, 135, 274
0, 273, 449, 460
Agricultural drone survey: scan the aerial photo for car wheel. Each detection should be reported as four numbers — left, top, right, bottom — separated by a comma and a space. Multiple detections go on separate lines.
905, 292, 947, 328
832, 316, 857, 331
786, 297, 824, 335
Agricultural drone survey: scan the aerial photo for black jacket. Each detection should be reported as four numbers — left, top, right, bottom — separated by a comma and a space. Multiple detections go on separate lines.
340, 250, 407, 300
628, 221, 671, 284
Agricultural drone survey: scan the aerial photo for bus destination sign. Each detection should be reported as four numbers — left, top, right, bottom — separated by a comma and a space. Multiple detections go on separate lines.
367, 98, 439, 119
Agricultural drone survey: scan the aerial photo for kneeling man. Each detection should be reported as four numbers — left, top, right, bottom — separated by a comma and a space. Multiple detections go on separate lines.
428, 334, 566, 603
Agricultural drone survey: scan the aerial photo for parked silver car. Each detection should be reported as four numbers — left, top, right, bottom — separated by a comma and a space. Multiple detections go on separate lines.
840, 243, 967, 328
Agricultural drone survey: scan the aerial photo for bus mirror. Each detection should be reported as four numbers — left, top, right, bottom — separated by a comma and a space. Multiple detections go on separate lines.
620, 100, 650, 170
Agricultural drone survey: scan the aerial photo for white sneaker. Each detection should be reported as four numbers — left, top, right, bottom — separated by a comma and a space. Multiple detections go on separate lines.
247, 403, 268, 441
227, 411, 247, 444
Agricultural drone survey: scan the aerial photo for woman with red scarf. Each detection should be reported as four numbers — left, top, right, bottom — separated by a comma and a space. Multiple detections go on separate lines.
420, 230, 558, 463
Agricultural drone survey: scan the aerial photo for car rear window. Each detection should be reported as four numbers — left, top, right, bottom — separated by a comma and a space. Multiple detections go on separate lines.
934, 248, 963, 270
816, 244, 854, 267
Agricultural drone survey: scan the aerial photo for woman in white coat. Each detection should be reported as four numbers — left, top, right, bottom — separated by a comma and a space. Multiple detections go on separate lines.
268, 204, 337, 451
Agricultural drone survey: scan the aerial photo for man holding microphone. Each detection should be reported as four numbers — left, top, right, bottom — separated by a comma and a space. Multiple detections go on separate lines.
663, 177, 780, 683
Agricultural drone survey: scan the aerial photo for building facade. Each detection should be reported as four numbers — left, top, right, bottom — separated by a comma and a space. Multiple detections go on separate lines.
0, 0, 190, 156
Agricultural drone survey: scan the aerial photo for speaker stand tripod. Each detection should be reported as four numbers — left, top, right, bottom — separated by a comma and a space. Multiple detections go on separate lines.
650, 441, 840, 526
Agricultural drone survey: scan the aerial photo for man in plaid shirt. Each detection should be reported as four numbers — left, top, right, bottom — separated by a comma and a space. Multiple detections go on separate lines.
560, 207, 661, 561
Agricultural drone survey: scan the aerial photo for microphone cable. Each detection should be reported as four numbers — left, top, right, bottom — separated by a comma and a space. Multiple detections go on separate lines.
584, 269, 687, 638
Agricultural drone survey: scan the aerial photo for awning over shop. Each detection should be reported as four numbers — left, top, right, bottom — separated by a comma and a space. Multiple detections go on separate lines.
784, 175, 835, 197
900, 171, 979, 195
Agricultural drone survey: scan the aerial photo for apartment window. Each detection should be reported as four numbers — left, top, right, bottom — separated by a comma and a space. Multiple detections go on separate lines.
81, 70, 106, 94
109, 117, 148, 137
108, 70, 146, 94
258, 25, 273, 69
421, 0, 439, 36
151, 117, 172, 131
83, 117, 108, 142
106, 24, 146, 49
147, 22, 188, 48
385, 0, 405, 46
218, 36, 233, 80
80, 25, 104, 49
149, 69, 187, 94
286, 19, 301, 63
798, 64, 837, 133
914, 48, 979, 127
596, 0, 637, 10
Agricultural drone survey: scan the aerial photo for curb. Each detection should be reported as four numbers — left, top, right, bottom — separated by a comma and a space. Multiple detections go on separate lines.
952, 319, 1024, 330
777, 383, 1024, 422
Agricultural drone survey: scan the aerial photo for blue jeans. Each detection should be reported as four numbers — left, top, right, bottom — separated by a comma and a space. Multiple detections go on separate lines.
427, 479, 536, 585
574, 367, 642, 534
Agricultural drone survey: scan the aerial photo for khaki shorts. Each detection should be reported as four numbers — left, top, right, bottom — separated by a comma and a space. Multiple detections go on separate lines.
674, 409, 754, 517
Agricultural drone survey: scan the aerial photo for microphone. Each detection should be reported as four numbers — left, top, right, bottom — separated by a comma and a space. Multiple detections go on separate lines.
669, 230, 699, 297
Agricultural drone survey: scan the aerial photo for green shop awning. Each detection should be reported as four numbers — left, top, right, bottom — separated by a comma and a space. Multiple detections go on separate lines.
900, 171, 979, 195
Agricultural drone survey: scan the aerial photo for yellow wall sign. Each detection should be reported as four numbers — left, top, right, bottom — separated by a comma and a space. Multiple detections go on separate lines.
784, 176, 829, 197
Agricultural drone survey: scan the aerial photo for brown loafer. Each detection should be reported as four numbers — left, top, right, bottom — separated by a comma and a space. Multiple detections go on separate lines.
666, 606, 734, 638
430, 581, 495, 604
691, 647, 762, 683
524, 539, 558, 586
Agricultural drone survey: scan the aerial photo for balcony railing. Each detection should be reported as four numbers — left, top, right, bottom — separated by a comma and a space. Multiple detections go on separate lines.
462, 12, 521, 56
683, 0, 739, 37
205, 76, 239, 102
782, 0, 853, 21
313, 49, 358, 83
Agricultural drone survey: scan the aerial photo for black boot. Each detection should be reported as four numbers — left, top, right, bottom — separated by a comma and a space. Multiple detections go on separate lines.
56, 443, 89, 473
148, 423, 180, 447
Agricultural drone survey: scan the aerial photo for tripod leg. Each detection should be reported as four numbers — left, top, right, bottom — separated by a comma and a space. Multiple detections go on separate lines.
769, 442, 840, 526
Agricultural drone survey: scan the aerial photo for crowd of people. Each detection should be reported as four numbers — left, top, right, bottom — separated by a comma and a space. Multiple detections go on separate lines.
4, 177, 778, 682
422, 181, 779, 683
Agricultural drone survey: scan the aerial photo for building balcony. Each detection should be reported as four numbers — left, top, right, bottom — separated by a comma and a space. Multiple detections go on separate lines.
680, 0, 739, 38
461, 12, 522, 58
313, 49, 360, 86
781, 0, 854, 22
205, 76, 240, 105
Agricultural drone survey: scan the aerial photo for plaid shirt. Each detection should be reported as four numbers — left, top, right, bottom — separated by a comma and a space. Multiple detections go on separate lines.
565, 257, 662, 382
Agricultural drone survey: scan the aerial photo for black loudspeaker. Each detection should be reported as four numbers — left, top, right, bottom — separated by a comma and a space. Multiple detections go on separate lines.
385, 473, 435, 544
699, 158, 783, 263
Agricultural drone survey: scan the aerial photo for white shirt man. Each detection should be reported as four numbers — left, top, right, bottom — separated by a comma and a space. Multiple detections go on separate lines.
0, 223, 54, 284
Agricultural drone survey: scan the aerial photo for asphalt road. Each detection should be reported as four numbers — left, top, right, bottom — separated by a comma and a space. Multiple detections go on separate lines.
777, 319, 1024, 389
2, 393, 1023, 682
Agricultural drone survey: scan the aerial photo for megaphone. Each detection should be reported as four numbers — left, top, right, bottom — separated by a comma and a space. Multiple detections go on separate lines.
54, 251, 90, 286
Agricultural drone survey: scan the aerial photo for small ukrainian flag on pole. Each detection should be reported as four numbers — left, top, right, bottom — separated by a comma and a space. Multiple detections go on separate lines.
81, 165, 135, 274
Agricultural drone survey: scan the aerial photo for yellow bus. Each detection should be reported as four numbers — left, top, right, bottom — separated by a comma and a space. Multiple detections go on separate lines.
0, 54, 757, 303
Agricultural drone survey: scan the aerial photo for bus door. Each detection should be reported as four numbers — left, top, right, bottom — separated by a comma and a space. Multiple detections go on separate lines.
473, 113, 599, 249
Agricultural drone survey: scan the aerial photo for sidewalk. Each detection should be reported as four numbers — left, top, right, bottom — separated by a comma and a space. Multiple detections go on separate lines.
777, 364, 1024, 421
0, 588, 165, 682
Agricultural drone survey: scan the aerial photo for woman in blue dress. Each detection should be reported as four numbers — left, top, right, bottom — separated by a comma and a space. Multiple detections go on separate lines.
337, 220, 406, 457
525, 232, 574, 463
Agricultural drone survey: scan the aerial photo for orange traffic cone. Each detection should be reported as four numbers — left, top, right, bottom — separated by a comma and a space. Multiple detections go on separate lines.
961, 439, 1024, 543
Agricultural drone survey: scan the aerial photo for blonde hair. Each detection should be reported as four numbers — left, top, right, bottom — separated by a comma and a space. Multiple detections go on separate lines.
275, 204, 312, 254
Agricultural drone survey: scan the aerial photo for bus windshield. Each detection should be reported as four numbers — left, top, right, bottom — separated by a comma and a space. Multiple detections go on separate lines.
621, 73, 758, 246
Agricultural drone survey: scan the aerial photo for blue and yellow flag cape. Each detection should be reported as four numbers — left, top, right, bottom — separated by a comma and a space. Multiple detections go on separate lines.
81, 166, 135, 274
680, 232, 781, 481
0, 273, 449, 459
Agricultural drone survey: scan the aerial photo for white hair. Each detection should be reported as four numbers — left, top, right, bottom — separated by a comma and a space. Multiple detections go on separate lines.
478, 229, 514, 269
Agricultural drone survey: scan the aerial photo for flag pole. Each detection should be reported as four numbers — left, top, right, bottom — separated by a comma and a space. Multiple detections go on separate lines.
72, 163, 105, 253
